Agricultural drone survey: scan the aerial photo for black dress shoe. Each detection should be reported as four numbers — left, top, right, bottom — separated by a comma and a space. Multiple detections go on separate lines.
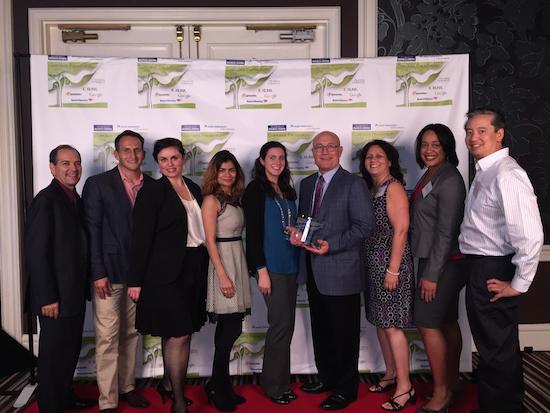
120, 389, 150, 408
270, 394, 291, 404
232, 393, 246, 404
65, 396, 97, 410
320, 393, 352, 410
282, 389, 298, 400
300, 381, 328, 393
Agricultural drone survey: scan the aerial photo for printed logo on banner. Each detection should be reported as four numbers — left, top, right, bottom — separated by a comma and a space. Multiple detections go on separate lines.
405, 329, 430, 372
92, 125, 154, 176
351, 123, 402, 174
396, 56, 451, 107
311, 59, 366, 108
267, 125, 317, 175
231, 332, 267, 374
225, 61, 281, 109
137, 58, 195, 109
47, 56, 107, 108
181, 125, 233, 176
141, 336, 164, 377
74, 336, 96, 377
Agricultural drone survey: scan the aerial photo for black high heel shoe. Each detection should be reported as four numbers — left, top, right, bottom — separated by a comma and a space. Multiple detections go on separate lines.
205, 381, 236, 412
157, 383, 193, 406
381, 387, 417, 411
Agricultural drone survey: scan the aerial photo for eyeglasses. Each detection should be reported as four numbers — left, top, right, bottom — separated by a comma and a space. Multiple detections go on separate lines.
313, 144, 340, 153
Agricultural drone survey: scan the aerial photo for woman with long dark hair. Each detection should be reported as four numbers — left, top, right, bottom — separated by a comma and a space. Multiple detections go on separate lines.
242, 141, 299, 404
128, 138, 208, 413
201, 150, 251, 412
410, 124, 466, 413
359, 140, 415, 412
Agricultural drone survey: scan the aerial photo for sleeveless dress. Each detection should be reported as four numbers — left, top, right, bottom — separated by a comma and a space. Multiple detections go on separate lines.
206, 203, 251, 316
364, 178, 414, 328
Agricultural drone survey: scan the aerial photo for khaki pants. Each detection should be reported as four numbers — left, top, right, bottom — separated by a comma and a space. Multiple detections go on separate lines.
93, 283, 139, 409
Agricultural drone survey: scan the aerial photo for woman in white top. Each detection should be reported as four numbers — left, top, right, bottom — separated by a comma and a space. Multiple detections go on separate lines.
128, 138, 208, 413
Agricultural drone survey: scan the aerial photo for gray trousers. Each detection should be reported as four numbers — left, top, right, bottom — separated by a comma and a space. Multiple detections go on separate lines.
260, 272, 298, 398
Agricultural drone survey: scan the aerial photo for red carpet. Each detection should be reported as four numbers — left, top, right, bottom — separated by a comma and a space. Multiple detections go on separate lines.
24, 382, 478, 412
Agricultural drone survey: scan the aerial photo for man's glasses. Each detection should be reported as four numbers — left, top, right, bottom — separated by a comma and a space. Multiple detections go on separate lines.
313, 144, 340, 153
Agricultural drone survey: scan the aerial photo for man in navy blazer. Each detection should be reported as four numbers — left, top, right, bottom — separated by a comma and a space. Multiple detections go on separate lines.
82, 131, 152, 413
25, 145, 94, 413
293, 131, 373, 410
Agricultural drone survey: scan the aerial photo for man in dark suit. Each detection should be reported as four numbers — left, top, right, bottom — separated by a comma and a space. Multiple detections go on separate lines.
292, 131, 373, 410
25, 145, 94, 413
82, 131, 152, 413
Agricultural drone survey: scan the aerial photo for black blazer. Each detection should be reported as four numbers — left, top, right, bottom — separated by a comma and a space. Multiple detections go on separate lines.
242, 179, 267, 273
24, 179, 88, 317
127, 175, 203, 287
82, 167, 154, 284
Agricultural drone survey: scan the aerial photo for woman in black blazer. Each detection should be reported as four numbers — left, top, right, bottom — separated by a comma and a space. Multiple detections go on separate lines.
128, 138, 207, 413
410, 124, 466, 413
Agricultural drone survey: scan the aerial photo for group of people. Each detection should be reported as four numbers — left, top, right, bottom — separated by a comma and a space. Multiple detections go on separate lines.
24, 107, 543, 413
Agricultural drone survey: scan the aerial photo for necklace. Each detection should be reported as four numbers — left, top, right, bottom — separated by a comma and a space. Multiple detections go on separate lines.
273, 195, 292, 235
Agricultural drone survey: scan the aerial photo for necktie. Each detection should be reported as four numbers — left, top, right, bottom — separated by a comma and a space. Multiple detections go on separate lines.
312, 175, 325, 218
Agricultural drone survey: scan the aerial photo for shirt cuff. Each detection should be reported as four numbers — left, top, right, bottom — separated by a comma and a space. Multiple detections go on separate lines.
511, 276, 531, 294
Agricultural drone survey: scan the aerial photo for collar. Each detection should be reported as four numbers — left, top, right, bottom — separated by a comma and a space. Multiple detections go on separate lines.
318, 165, 340, 182
475, 147, 509, 172
117, 165, 144, 185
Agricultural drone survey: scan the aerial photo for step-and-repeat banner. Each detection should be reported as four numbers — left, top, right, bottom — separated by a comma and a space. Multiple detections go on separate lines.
30, 54, 471, 377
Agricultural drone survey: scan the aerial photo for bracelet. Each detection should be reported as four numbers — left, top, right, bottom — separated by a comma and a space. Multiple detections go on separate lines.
386, 268, 400, 276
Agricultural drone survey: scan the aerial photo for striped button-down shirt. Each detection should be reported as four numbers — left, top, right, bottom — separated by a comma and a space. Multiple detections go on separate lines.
459, 148, 544, 293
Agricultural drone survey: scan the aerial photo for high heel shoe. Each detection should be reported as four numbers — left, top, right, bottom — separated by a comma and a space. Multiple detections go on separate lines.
369, 377, 397, 393
157, 383, 193, 406
381, 387, 417, 411
205, 381, 236, 412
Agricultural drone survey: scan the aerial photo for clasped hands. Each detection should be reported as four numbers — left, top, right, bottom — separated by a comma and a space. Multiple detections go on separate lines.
286, 226, 329, 255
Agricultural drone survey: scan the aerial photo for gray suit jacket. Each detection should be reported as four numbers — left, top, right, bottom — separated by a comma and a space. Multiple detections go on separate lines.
297, 166, 373, 295
410, 161, 466, 282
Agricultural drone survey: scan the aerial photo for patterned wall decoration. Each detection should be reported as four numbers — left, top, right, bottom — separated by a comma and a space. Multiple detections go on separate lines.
378, 0, 550, 243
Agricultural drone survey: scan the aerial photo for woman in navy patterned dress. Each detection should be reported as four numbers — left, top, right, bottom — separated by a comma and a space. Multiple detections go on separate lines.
359, 140, 415, 412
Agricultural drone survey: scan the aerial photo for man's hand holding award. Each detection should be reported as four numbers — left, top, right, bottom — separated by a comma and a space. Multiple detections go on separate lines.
286, 215, 328, 255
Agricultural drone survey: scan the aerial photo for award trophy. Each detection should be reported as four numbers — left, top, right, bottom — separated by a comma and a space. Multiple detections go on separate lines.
295, 215, 324, 246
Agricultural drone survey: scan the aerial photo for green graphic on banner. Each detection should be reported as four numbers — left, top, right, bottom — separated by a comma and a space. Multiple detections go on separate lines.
48, 61, 106, 108
93, 131, 118, 172
267, 131, 316, 175
405, 329, 430, 372
351, 130, 400, 162
225, 65, 278, 109
231, 332, 266, 375
138, 63, 194, 109
311, 63, 365, 108
396, 61, 451, 107
181, 131, 232, 176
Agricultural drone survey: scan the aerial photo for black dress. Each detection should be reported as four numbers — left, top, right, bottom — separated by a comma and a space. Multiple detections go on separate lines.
128, 175, 208, 337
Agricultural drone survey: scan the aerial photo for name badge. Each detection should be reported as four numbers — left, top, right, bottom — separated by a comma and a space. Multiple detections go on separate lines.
422, 181, 433, 198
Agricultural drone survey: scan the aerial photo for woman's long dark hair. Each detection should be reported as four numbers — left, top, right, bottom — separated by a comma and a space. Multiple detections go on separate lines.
414, 123, 459, 168
202, 150, 245, 205
359, 140, 404, 189
251, 141, 296, 200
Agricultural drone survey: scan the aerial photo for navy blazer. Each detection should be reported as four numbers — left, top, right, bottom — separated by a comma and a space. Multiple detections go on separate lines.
24, 179, 89, 317
127, 175, 203, 287
82, 167, 154, 284
410, 161, 466, 282
297, 166, 374, 295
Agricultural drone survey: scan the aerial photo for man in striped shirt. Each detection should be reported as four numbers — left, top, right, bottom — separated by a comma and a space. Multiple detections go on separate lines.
459, 108, 543, 413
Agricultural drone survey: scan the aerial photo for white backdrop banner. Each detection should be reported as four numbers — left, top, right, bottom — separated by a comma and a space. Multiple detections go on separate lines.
30, 54, 472, 377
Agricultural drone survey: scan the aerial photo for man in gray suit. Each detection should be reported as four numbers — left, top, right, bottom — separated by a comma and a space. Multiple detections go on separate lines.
292, 131, 373, 410
82, 131, 152, 413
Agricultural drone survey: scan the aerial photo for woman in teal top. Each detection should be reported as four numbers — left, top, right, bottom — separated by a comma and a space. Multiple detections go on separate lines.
242, 141, 299, 405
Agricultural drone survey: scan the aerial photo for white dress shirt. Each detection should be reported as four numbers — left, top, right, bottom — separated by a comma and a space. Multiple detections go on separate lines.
459, 148, 543, 293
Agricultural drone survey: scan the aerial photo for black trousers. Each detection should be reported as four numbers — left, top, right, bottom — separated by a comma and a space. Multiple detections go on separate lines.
37, 312, 85, 413
465, 255, 524, 413
306, 257, 361, 399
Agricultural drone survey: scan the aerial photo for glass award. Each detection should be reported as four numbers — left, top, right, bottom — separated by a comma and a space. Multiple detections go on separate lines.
295, 215, 324, 246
